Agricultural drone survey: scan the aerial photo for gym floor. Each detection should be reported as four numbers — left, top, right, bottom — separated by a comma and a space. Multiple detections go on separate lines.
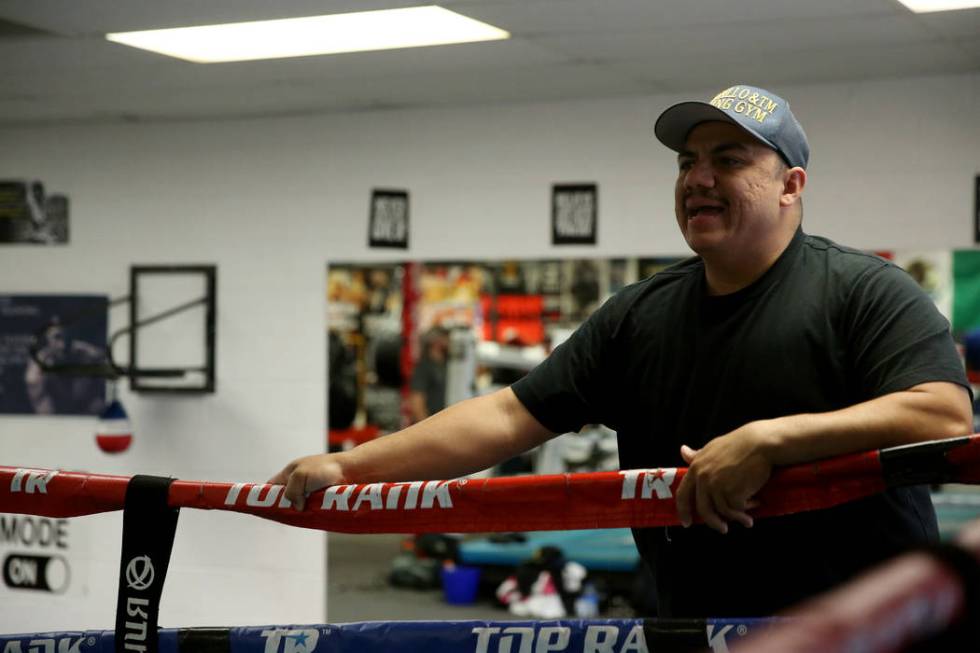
327, 533, 521, 623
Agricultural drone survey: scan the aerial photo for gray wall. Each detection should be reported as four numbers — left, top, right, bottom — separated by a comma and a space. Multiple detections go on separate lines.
0, 72, 977, 629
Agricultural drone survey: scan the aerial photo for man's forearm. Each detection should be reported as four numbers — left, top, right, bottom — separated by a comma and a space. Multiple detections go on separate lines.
273, 387, 553, 508
676, 381, 974, 532
760, 382, 974, 467
337, 387, 554, 483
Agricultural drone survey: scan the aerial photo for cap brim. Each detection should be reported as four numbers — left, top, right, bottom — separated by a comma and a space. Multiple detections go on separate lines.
654, 101, 776, 154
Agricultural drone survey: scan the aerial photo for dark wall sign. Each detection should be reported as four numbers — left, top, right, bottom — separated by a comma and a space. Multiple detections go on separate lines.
0, 295, 107, 415
0, 180, 69, 245
552, 183, 598, 245
369, 189, 409, 249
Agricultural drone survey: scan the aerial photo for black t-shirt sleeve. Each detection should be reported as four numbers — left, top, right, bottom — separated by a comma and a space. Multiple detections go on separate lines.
843, 262, 970, 399
511, 294, 626, 434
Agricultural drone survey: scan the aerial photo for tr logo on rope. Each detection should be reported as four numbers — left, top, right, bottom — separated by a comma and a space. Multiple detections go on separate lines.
619, 469, 677, 500
9, 469, 58, 495
260, 629, 320, 653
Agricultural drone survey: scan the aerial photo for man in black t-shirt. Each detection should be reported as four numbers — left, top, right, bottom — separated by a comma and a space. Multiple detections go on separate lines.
408, 326, 450, 423
273, 84, 973, 617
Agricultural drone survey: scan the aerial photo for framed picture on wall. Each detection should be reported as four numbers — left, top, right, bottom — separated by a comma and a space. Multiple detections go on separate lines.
369, 189, 409, 249
0, 294, 107, 415
552, 183, 597, 245
0, 180, 69, 245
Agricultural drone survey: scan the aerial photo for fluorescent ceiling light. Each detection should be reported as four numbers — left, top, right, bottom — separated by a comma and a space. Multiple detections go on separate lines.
894, 0, 980, 12
105, 6, 510, 63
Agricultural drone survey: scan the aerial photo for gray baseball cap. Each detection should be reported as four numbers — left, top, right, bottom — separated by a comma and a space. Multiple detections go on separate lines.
654, 84, 809, 169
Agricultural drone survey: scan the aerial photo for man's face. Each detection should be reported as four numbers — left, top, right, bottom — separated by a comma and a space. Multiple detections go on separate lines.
674, 121, 789, 257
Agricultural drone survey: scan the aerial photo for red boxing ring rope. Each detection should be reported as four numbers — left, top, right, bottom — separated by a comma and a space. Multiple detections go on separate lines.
5, 435, 980, 653
3, 434, 980, 534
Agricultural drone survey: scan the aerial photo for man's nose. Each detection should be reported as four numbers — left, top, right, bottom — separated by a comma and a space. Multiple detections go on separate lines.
683, 159, 715, 189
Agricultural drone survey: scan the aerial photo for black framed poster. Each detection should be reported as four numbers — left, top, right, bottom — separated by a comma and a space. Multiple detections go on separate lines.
369, 189, 409, 249
552, 183, 597, 246
0, 180, 69, 245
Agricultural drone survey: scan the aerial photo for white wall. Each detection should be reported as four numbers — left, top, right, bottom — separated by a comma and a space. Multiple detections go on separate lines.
0, 72, 977, 631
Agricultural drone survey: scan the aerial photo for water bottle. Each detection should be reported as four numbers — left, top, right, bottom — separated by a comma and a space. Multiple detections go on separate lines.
574, 583, 599, 618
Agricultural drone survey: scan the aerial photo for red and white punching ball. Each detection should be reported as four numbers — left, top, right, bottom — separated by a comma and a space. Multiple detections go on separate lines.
96, 382, 132, 454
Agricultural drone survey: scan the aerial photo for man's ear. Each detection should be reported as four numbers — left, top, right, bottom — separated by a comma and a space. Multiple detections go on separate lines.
780, 167, 807, 208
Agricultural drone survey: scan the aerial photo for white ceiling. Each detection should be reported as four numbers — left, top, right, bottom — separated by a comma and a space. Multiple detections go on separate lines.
0, 0, 977, 127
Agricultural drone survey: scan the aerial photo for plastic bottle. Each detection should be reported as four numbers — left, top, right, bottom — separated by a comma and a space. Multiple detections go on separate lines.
574, 583, 600, 618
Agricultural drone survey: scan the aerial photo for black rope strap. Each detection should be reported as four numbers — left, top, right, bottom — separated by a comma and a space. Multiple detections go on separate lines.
114, 475, 180, 653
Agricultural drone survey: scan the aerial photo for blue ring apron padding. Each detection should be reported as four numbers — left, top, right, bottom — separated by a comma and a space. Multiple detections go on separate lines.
0, 619, 779, 653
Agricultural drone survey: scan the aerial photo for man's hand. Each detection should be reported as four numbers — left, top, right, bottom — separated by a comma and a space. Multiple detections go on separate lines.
269, 454, 346, 511
675, 421, 776, 534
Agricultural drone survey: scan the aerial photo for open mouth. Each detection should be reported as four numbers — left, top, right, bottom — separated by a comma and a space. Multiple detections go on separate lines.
687, 203, 725, 219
